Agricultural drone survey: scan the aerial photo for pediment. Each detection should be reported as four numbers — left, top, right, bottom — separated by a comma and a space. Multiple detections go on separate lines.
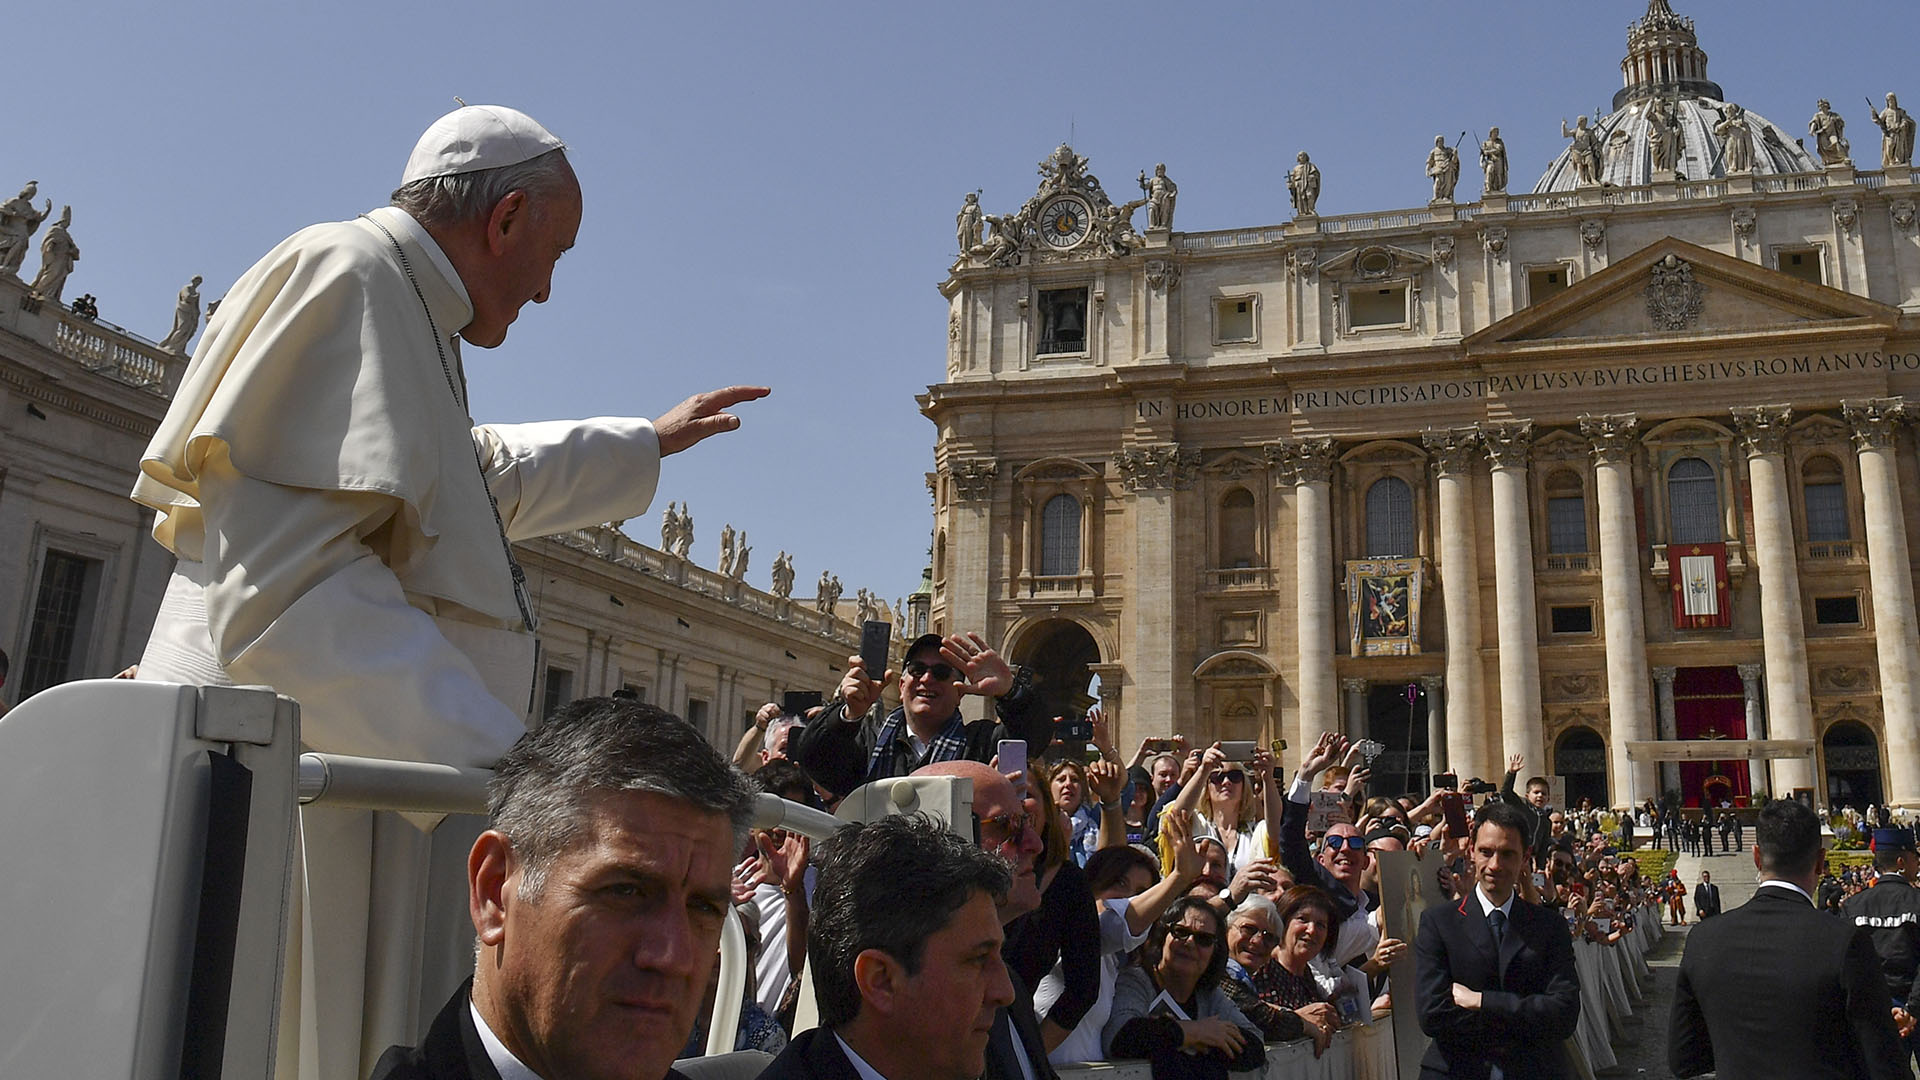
1466, 238, 1900, 354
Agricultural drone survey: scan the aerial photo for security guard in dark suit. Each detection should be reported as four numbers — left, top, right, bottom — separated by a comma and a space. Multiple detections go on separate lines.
1843, 826, 1920, 1066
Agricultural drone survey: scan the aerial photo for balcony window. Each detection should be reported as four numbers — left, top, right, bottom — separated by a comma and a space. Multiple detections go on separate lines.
1667, 457, 1721, 544
1040, 494, 1081, 576
1365, 477, 1415, 556
1219, 488, 1258, 568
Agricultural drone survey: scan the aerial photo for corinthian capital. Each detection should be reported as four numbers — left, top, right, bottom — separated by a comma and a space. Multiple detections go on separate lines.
946, 458, 999, 502
1842, 397, 1907, 451
1478, 420, 1534, 470
1421, 428, 1481, 477
1114, 444, 1200, 491
1269, 437, 1337, 485
1578, 413, 1640, 466
1730, 404, 1793, 458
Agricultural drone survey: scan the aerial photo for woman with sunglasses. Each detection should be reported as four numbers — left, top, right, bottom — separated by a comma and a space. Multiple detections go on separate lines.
1256, 885, 1344, 1057
1103, 896, 1266, 1079
1154, 744, 1281, 884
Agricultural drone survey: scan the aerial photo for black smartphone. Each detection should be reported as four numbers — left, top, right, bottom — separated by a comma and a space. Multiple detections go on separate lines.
858, 620, 891, 682
1441, 792, 1470, 836
1055, 716, 1094, 741
1432, 773, 1459, 791
782, 690, 823, 717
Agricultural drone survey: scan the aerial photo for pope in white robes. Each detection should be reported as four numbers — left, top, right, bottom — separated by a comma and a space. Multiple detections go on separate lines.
127, 105, 766, 1080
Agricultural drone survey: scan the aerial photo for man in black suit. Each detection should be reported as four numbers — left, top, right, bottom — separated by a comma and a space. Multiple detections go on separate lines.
758, 813, 1019, 1080
1692, 870, 1721, 919
369, 699, 759, 1080
1415, 799, 1581, 1078
1668, 797, 1907, 1078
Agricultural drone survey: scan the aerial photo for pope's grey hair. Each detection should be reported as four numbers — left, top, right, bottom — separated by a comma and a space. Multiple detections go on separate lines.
487, 697, 758, 900
389, 148, 574, 230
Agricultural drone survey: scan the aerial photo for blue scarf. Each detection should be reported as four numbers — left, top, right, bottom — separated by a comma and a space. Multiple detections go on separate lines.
865, 705, 968, 782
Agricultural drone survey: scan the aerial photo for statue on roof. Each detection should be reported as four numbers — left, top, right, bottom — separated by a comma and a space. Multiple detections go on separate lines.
1426, 135, 1460, 202
1039, 144, 1091, 193
956, 191, 984, 254
1287, 152, 1321, 217
1139, 163, 1178, 230
1649, 98, 1684, 173
718, 523, 737, 576
1809, 99, 1850, 167
771, 551, 795, 599
1479, 129, 1509, 194
27, 205, 77, 304
1562, 117, 1603, 186
983, 207, 1030, 267
1874, 92, 1916, 168
1715, 103, 1755, 173
0, 181, 52, 279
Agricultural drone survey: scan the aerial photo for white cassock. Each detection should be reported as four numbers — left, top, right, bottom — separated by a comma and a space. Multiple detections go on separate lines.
129, 206, 661, 1080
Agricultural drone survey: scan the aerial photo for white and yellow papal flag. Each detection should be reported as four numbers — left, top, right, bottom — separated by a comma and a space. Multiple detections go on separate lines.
1679, 553, 1719, 617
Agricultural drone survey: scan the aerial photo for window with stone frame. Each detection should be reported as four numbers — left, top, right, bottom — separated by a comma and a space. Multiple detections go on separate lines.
1544, 469, 1590, 555
1364, 477, 1416, 556
1666, 457, 1721, 544
1039, 494, 1082, 576
1800, 454, 1850, 542
1213, 296, 1258, 344
1218, 488, 1259, 568
17, 550, 101, 698
541, 666, 574, 720
1775, 245, 1825, 286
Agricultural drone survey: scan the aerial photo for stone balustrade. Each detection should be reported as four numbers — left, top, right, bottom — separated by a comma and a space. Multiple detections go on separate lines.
3, 278, 185, 396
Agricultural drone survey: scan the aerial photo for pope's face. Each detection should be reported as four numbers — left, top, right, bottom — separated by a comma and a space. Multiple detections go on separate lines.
465, 163, 582, 348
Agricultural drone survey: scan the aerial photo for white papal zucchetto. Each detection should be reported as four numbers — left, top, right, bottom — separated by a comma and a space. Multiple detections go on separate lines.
400, 104, 567, 186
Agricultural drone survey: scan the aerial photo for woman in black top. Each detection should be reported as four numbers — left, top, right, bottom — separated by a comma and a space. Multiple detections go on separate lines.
1103, 897, 1266, 1079
1002, 763, 1102, 1052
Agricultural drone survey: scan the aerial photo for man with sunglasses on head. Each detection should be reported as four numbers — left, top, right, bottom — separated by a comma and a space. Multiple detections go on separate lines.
796, 632, 1045, 799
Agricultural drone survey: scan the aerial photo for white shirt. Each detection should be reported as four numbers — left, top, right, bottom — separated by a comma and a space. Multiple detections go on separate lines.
1758, 879, 1815, 904
834, 1033, 893, 1080
1038, 897, 1150, 1064
1475, 885, 1517, 921
470, 1000, 542, 1080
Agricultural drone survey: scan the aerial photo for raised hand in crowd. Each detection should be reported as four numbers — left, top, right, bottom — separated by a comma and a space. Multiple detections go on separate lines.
1360, 934, 1408, 977
1086, 757, 1125, 805
1507, 752, 1526, 776
1295, 731, 1350, 786
939, 631, 1012, 697
1227, 857, 1282, 905
1344, 765, 1372, 799
1086, 703, 1120, 761
754, 829, 810, 898
834, 653, 893, 718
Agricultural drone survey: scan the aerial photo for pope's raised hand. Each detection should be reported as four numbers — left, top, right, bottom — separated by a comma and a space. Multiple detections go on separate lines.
656, 385, 771, 456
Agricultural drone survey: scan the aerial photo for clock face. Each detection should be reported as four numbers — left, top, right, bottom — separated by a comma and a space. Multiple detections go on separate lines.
1038, 196, 1091, 249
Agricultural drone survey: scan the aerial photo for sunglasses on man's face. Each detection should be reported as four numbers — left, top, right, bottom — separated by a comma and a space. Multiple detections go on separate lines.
903, 660, 959, 681
1167, 925, 1218, 950
1322, 834, 1366, 851
1210, 769, 1246, 785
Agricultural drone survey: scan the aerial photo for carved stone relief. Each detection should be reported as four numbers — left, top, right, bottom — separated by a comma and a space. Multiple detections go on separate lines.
1644, 253, 1704, 332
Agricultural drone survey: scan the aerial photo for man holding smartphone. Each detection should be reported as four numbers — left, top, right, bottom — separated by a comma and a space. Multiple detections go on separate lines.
794, 632, 1046, 798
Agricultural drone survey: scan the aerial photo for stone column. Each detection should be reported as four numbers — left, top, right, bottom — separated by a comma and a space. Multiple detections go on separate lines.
1737, 663, 1769, 798
1275, 439, 1338, 747
945, 459, 999, 721
1843, 398, 1920, 805
1423, 429, 1487, 781
1580, 414, 1657, 807
1116, 445, 1198, 736
1422, 674, 1448, 775
1342, 678, 1370, 742
1481, 421, 1546, 771
1652, 666, 1679, 799
1731, 404, 1816, 794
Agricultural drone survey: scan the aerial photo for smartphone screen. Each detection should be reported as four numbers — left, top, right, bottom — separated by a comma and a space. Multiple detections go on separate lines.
858, 620, 891, 682
1432, 773, 1459, 791
1442, 792, 1470, 836
998, 738, 1029, 798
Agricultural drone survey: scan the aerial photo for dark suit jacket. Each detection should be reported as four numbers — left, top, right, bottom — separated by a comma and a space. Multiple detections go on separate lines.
1668, 885, 1906, 1079
1692, 881, 1721, 918
757, 1028, 861, 1080
368, 981, 502, 1080
369, 980, 692, 1080
985, 968, 1059, 1080
1414, 889, 1580, 1079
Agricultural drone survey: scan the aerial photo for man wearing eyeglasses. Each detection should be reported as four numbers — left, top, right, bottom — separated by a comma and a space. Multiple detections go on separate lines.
795, 632, 1046, 799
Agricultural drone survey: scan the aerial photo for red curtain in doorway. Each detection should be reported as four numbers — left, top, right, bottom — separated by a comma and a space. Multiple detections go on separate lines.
1673, 666, 1749, 807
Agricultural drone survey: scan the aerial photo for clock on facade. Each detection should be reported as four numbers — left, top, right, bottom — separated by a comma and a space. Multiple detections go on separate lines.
1038, 195, 1092, 249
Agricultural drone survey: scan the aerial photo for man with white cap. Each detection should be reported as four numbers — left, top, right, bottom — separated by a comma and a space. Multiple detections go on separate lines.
128, 104, 766, 1080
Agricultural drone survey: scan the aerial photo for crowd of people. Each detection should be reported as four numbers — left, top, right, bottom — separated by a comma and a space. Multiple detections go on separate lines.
617, 627, 1696, 1079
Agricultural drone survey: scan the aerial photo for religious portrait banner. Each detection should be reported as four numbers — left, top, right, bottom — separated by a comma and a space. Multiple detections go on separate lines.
1347, 557, 1425, 656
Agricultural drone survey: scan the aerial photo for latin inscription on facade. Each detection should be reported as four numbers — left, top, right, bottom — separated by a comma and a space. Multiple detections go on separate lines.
1137, 350, 1920, 422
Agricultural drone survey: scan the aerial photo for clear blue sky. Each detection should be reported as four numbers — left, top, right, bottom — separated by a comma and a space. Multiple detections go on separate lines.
10, 0, 1910, 607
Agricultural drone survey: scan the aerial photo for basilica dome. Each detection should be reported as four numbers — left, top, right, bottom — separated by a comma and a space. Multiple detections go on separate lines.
1532, 1, 1819, 192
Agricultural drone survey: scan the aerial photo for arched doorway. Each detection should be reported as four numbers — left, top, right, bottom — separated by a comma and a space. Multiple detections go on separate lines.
1554, 727, 1607, 809
1009, 620, 1100, 728
1822, 721, 1884, 810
